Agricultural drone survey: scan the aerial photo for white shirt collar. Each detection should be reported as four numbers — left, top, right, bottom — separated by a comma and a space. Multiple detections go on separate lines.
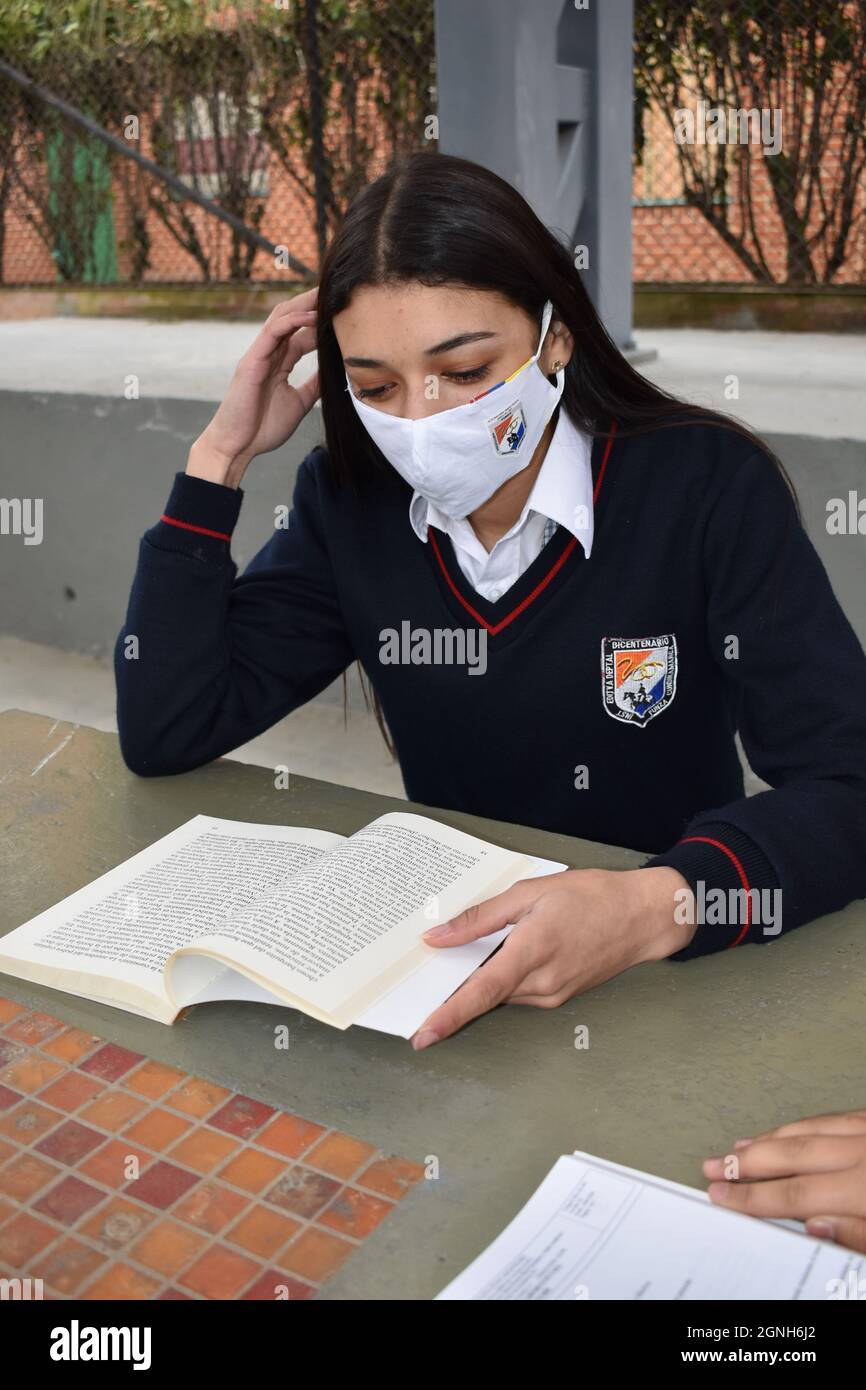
408, 406, 594, 559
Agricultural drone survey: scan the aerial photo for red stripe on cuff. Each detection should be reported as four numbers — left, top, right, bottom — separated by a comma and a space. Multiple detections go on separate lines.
677, 835, 752, 947
159, 514, 232, 542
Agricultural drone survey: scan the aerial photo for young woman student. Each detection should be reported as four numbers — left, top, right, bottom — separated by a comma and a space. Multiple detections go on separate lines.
115, 153, 866, 1063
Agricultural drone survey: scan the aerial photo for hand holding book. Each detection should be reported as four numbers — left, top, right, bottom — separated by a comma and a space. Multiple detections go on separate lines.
410, 863, 694, 1049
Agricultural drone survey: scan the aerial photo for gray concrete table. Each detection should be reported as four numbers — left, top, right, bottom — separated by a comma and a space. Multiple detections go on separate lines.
1, 709, 864, 1300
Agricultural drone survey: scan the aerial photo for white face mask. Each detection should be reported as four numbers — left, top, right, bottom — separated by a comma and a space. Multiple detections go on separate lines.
344, 300, 565, 519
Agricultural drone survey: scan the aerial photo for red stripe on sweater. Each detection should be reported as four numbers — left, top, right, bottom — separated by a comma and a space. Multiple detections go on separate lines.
160, 514, 232, 542
677, 835, 753, 947
428, 422, 617, 637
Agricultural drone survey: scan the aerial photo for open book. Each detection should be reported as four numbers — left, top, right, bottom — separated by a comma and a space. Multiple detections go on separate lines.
436, 1150, 866, 1300
0, 812, 565, 1037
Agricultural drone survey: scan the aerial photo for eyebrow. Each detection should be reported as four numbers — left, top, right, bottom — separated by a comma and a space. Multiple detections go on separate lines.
343, 330, 499, 369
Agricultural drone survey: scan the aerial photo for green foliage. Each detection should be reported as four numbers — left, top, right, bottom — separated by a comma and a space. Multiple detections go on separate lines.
0, 0, 434, 282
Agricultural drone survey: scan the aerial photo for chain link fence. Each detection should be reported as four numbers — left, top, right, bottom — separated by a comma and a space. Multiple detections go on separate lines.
633, 0, 866, 284
0, 1, 863, 289
0, 0, 436, 288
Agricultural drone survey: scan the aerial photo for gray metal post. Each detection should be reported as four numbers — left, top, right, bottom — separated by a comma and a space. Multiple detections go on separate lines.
560, 0, 636, 350
434, 0, 635, 351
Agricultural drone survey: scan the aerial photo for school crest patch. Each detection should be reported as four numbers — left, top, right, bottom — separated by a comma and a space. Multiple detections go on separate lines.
487, 399, 527, 455
601, 634, 678, 727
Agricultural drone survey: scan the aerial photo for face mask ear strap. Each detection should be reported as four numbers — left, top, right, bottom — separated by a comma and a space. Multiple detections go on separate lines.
535, 299, 555, 360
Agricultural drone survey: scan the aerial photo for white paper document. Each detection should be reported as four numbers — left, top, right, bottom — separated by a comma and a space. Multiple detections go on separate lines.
436, 1151, 865, 1300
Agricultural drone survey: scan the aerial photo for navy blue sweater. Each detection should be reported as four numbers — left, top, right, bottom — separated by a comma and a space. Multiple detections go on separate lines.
114, 421, 866, 961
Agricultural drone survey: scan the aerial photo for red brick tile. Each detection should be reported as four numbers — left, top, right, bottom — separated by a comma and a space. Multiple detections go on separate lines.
4, 1010, 65, 1045
124, 1160, 199, 1211
256, 1112, 326, 1159
217, 1147, 285, 1195
42, 1028, 102, 1065
79, 1139, 153, 1189
208, 1094, 275, 1140
226, 1204, 300, 1259
0, 999, 27, 1025
167, 1127, 239, 1174
0, 1210, 60, 1265
81, 1262, 161, 1300
166, 1076, 231, 1119
0, 1151, 62, 1202
79, 1089, 147, 1132
0, 1084, 23, 1111
180, 1245, 260, 1299
38, 1071, 104, 1113
1, 1055, 64, 1094
278, 1226, 356, 1283
79, 1044, 144, 1082
305, 1131, 377, 1179
242, 1268, 313, 1300
0, 1098, 63, 1144
265, 1167, 341, 1220
33, 1175, 107, 1224
159, 1287, 192, 1299
357, 1155, 427, 1200
0, 1137, 15, 1166
78, 1196, 155, 1251
0, 1038, 27, 1069
41, 1236, 108, 1294
124, 1059, 187, 1099
129, 1219, 207, 1278
174, 1181, 249, 1235
319, 1186, 393, 1239
125, 1108, 192, 1153
35, 1120, 105, 1165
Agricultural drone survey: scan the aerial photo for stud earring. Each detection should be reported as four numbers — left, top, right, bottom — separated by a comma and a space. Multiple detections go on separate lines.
552, 360, 564, 372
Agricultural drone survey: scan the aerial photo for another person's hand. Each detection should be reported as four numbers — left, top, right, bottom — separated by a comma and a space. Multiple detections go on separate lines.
703, 1109, 866, 1253
187, 287, 319, 489
410, 865, 694, 1049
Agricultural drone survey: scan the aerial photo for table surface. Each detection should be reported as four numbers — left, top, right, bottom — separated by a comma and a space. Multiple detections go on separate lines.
1, 709, 864, 1301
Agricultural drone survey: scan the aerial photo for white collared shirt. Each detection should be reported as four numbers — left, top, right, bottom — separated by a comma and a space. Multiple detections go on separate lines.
409, 407, 594, 601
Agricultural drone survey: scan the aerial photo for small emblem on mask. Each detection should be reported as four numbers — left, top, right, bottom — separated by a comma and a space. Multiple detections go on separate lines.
600, 634, 678, 726
487, 399, 527, 455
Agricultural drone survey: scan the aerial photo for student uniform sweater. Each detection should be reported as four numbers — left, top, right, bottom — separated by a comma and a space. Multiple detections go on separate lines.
114, 420, 866, 961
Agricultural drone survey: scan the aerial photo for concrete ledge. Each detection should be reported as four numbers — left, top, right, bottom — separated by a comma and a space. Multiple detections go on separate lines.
0, 282, 312, 322
3, 283, 865, 334
635, 284, 866, 335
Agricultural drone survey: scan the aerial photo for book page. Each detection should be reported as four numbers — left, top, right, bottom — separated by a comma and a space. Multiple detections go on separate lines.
0, 816, 343, 1016
182, 854, 568, 1036
166, 812, 531, 1026
355, 854, 568, 1036
436, 1153, 866, 1300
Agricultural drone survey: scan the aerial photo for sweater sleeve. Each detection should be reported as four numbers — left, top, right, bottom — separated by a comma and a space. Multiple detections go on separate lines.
114, 449, 355, 776
641, 445, 866, 959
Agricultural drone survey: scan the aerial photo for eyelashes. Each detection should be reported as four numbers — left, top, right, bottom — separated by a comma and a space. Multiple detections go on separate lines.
355, 384, 391, 400
354, 365, 492, 400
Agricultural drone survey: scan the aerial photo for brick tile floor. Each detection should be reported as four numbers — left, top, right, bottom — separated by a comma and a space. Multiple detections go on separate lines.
0, 997, 424, 1299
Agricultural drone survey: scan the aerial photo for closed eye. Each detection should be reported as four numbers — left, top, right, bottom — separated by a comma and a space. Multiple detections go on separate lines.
354, 364, 492, 399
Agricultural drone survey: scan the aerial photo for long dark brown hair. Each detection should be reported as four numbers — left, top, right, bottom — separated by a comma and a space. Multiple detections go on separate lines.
312, 151, 799, 756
